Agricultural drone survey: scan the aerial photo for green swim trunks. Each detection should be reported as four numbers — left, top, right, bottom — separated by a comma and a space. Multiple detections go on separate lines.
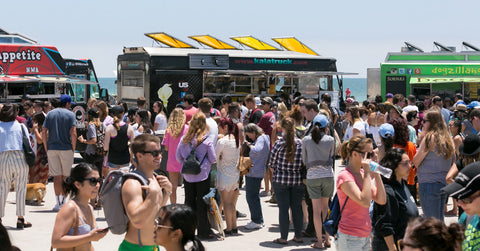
118, 239, 159, 251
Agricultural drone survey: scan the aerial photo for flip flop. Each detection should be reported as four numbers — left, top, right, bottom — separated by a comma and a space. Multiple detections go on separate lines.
311, 242, 326, 249
273, 238, 288, 245
291, 238, 304, 243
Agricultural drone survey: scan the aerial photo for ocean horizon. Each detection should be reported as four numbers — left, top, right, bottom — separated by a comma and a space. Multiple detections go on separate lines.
98, 77, 368, 101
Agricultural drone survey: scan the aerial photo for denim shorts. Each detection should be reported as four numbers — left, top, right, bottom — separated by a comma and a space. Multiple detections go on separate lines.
336, 230, 371, 251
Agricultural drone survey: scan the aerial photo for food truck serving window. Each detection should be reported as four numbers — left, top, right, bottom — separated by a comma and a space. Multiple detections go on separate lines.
122, 70, 145, 87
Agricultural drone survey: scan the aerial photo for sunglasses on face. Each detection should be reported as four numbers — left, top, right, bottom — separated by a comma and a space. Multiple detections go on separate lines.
356, 150, 374, 159
458, 193, 480, 204
80, 177, 102, 186
142, 150, 161, 157
399, 160, 411, 166
397, 239, 422, 250
155, 218, 172, 230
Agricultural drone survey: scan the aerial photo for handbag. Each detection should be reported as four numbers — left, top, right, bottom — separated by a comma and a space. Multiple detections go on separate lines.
21, 125, 35, 168
237, 155, 253, 176
181, 138, 207, 175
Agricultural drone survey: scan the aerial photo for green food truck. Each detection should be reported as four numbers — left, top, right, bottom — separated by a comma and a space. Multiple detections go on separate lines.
378, 42, 480, 100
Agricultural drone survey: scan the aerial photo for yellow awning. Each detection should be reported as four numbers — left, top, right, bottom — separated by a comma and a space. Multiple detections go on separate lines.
145, 32, 195, 48
189, 35, 237, 49
272, 37, 318, 55
230, 36, 278, 50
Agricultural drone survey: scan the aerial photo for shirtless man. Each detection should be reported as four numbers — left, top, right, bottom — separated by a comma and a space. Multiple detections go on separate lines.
119, 134, 172, 250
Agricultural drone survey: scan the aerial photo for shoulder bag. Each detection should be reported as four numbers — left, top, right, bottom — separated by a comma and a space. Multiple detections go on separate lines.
21, 125, 35, 168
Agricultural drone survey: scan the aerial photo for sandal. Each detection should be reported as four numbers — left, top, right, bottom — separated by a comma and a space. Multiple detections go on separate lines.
273, 238, 288, 245
323, 235, 331, 248
17, 218, 32, 229
291, 238, 304, 243
311, 242, 326, 249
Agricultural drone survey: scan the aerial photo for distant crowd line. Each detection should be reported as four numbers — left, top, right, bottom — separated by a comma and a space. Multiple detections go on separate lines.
1, 91, 480, 250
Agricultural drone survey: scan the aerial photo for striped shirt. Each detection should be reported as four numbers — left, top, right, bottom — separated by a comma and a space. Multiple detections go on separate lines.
268, 137, 304, 186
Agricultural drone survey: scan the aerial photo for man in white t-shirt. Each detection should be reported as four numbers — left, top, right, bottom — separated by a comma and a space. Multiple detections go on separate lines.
403, 94, 419, 113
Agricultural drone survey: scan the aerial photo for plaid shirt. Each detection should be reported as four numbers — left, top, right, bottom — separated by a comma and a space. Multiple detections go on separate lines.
268, 137, 304, 186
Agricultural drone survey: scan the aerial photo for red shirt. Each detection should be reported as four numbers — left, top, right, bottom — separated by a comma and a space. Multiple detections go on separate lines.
183, 106, 198, 124
257, 111, 275, 139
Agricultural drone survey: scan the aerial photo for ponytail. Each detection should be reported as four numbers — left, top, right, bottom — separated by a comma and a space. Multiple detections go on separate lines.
382, 134, 394, 152
311, 125, 326, 144
113, 115, 121, 131
190, 237, 206, 251
219, 117, 240, 148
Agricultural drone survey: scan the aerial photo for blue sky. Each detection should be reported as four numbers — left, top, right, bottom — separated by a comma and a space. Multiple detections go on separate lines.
3, 0, 480, 77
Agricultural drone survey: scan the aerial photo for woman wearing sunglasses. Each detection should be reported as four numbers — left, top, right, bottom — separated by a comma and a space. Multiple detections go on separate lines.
398, 217, 463, 251
372, 148, 419, 251
154, 204, 205, 251
337, 135, 386, 251
413, 109, 455, 221
51, 162, 108, 250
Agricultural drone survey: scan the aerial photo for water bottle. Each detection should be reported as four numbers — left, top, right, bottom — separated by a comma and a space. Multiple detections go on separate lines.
369, 161, 392, 178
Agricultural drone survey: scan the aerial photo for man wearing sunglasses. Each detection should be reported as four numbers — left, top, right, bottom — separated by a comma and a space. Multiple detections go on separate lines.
442, 162, 480, 250
469, 108, 480, 135
119, 134, 172, 250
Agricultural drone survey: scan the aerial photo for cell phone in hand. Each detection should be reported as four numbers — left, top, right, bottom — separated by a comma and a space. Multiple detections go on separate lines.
99, 227, 110, 233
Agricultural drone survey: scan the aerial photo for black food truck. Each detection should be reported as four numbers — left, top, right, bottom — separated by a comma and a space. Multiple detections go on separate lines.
117, 33, 355, 114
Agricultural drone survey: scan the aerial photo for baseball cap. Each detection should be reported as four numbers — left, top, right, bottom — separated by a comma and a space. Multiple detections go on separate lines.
255, 97, 261, 106
59, 94, 73, 104
441, 162, 480, 199
467, 101, 480, 109
459, 134, 480, 156
384, 101, 402, 115
379, 123, 394, 138
110, 105, 124, 115
261, 97, 274, 105
87, 107, 99, 118
385, 93, 393, 99
313, 114, 328, 129
345, 97, 354, 104
20, 94, 31, 100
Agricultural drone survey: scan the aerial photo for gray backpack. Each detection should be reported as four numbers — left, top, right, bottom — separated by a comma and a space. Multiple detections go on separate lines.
99, 170, 150, 242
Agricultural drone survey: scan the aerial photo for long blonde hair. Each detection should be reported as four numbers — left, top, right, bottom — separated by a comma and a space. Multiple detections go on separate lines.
423, 108, 455, 160
182, 112, 208, 146
166, 108, 186, 138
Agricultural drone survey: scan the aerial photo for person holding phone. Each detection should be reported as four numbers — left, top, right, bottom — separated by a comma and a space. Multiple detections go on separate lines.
51, 163, 108, 250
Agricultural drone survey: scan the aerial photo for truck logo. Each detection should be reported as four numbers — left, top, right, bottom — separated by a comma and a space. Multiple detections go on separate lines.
0, 49, 41, 63
26, 67, 39, 73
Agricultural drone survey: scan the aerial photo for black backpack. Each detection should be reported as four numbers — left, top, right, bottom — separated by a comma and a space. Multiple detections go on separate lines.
181, 138, 207, 175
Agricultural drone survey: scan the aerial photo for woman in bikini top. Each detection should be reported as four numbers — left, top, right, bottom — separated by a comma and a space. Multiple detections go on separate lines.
51, 163, 108, 251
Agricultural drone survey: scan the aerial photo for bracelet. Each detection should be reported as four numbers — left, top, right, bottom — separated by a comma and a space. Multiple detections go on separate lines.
165, 191, 172, 195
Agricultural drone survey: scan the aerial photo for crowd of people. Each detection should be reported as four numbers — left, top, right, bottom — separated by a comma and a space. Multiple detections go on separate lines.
2, 91, 480, 250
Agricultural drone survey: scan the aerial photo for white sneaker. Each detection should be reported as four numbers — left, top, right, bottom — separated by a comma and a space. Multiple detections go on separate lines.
245, 221, 264, 230
52, 204, 61, 212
